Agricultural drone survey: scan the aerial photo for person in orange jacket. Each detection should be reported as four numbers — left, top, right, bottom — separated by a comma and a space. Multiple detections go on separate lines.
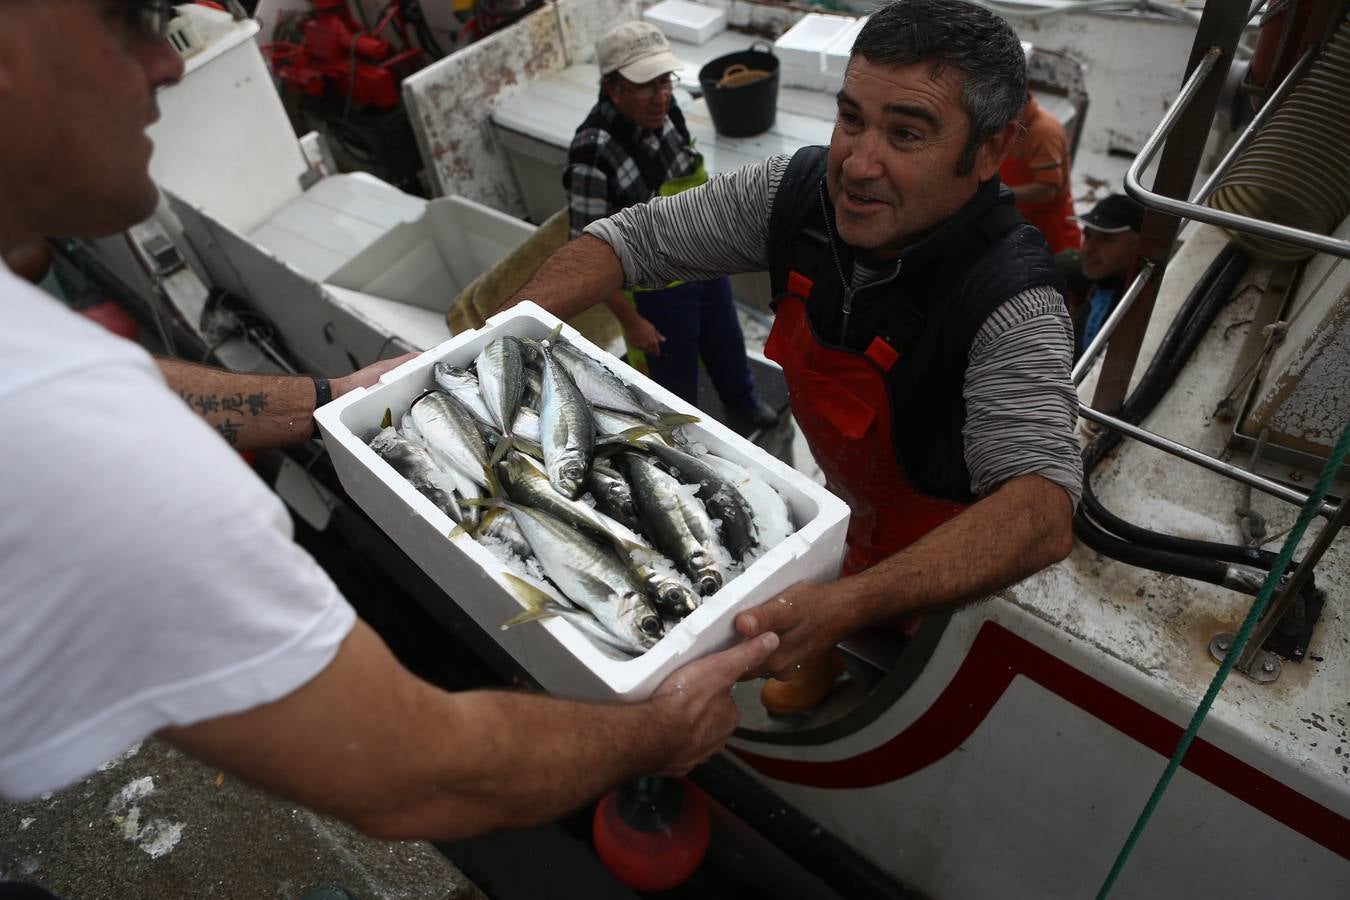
1000, 94, 1082, 254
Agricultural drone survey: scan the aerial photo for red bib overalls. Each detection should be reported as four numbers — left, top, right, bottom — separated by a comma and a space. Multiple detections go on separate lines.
764, 272, 969, 578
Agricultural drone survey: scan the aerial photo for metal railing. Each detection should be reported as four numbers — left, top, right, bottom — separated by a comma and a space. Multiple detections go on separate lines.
1125, 47, 1350, 259
1080, 25, 1347, 682
1071, 261, 1156, 385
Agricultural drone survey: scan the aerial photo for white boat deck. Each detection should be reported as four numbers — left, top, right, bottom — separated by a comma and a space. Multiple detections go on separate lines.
1014, 222, 1349, 801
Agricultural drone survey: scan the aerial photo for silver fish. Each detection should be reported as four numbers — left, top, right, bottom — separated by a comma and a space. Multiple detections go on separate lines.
646, 442, 758, 561
475, 506, 531, 559
705, 452, 795, 551
499, 451, 643, 546
521, 365, 543, 409
539, 340, 595, 499
550, 338, 654, 418
475, 336, 526, 434
502, 502, 663, 649
369, 427, 461, 523
591, 407, 693, 448
499, 452, 699, 617
622, 452, 725, 596
432, 363, 495, 426
500, 573, 646, 657
589, 461, 642, 532
400, 408, 481, 527
409, 391, 491, 487
511, 405, 542, 445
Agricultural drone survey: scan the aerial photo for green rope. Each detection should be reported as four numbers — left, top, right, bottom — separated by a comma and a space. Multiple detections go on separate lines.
1096, 415, 1350, 899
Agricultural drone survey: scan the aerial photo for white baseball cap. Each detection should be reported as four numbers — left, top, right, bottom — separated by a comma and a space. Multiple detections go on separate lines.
598, 22, 683, 84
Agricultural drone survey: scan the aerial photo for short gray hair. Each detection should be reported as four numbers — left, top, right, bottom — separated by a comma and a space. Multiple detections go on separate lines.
851, 0, 1026, 175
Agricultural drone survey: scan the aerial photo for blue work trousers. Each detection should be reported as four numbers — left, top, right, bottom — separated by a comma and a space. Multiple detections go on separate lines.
633, 277, 756, 411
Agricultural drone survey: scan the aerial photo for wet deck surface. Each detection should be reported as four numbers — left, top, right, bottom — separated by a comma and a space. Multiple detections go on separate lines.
0, 739, 484, 900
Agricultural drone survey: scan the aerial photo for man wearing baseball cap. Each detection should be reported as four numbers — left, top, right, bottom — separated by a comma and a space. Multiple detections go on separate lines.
1066, 193, 1145, 360
564, 21, 777, 434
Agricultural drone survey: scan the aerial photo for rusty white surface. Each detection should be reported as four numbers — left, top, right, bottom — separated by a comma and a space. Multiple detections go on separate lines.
403, 0, 641, 211
1247, 216, 1350, 453
1014, 222, 1350, 794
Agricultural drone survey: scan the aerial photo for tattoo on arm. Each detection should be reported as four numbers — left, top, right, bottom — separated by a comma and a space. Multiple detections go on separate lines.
176, 390, 267, 446
245, 393, 268, 415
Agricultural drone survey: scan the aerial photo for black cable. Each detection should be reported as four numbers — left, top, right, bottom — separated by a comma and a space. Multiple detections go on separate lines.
1075, 513, 1236, 586
1071, 242, 1312, 591
1081, 487, 1282, 570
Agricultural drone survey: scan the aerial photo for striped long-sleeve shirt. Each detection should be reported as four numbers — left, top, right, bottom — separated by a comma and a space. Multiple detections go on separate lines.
586, 155, 1083, 506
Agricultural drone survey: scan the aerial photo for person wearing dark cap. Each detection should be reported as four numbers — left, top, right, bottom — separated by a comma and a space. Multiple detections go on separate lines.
1064, 193, 1144, 360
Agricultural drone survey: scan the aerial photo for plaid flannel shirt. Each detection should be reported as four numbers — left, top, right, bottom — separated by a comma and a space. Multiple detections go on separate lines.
566, 96, 700, 238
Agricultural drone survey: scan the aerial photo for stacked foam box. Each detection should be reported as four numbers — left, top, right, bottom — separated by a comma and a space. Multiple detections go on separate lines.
643, 0, 727, 46
316, 303, 850, 702
822, 16, 868, 94
773, 13, 856, 92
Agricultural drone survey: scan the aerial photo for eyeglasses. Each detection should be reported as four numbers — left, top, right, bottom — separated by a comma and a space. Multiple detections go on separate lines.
109, 0, 178, 43
619, 72, 680, 100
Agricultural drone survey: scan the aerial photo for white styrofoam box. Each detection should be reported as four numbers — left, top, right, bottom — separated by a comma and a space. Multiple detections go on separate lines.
823, 15, 868, 89
643, 0, 727, 46
316, 303, 850, 703
780, 60, 828, 93
774, 13, 855, 92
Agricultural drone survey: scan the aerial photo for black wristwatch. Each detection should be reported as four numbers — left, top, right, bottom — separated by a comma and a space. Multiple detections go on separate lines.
311, 376, 332, 439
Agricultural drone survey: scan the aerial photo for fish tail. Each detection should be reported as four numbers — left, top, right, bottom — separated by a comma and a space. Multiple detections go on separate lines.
485, 437, 511, 497
656, 413, 701, 429
500, 573, 564, 629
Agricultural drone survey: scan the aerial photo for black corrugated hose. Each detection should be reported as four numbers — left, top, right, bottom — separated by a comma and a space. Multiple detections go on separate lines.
1073, 242, 1316, 600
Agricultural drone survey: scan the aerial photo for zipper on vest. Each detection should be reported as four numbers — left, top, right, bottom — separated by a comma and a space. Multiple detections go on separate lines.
819, 186, 854, 344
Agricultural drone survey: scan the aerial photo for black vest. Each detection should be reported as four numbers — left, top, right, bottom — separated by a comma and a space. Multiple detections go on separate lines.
767, 146, 1064, 502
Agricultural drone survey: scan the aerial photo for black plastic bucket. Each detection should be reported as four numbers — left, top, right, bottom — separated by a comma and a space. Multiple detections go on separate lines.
698, 43, 779, 138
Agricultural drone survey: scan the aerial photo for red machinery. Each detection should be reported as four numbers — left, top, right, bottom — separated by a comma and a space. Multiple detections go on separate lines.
265, 0, 422, 110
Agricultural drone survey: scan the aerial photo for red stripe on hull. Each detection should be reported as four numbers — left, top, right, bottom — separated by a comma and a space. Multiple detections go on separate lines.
731, 621, 1350, 860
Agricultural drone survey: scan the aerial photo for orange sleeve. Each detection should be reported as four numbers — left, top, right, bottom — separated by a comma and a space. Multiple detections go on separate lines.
1021, 114, 1070, 190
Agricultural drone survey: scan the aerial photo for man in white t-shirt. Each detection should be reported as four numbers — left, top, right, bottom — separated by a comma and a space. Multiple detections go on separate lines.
0, 0, 776, 841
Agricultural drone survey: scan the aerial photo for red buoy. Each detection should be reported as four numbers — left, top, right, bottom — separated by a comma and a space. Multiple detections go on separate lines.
593, 777, 711, 892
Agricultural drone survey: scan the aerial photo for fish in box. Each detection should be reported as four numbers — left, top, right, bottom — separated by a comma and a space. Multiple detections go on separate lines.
315, 303, 850, 702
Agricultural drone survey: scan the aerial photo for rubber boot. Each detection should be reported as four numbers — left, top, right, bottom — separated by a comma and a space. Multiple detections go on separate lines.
760, 650, 843, 716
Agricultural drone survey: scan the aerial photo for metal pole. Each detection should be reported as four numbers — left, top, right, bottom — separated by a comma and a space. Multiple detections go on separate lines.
1076, 405, 1341, 518
1190, 48, 1315, 206
1235, 492, 1350, 671
1072, 261, 1156, 385
1092, 0, 1250, 415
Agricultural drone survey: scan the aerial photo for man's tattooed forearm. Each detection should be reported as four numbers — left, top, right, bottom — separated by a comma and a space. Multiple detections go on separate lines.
178, 391, 269, 416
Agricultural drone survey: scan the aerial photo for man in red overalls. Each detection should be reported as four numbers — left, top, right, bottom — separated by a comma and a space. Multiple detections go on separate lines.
509, 0, 1081, 714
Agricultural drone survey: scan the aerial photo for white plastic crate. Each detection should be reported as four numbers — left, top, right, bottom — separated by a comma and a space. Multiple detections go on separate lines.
316, 303, 850, 702
643, 0, 727, 46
